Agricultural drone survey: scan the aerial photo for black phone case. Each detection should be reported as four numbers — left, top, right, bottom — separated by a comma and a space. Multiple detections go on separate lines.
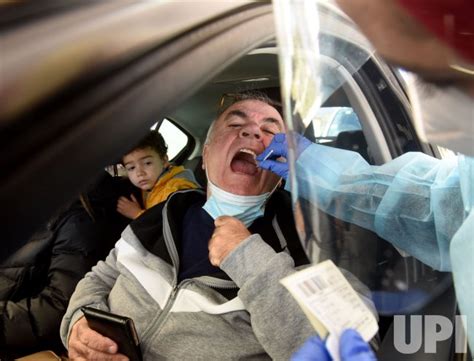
81, 306, 142, 361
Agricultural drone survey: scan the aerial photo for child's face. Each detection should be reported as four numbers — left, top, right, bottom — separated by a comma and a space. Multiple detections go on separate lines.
123, 147, 168, 191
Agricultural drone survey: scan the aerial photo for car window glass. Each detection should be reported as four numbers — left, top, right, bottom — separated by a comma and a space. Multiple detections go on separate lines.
152, 119, 189, 160
437, 146, 457, 159
312, 107, 362, 139
326, 108, 361, 136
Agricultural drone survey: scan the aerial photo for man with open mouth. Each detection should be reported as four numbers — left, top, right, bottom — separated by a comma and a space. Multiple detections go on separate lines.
61, 91, 375, 361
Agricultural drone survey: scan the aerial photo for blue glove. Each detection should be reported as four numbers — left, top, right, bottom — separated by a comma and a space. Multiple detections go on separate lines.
340, 329, 377, 361
257, 132, 312, 180
291, 335, 331, 361
291, 329, 377, 361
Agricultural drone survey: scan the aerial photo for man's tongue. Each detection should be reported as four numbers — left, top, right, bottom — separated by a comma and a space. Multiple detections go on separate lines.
231, 153, 258, 175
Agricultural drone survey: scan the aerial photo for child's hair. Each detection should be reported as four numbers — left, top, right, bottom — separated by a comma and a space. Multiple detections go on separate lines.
124, 130, 168, 160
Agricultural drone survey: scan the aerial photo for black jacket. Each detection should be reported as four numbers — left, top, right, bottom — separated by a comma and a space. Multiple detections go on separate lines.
0, 172, 131, 358
132, 188, 310, 290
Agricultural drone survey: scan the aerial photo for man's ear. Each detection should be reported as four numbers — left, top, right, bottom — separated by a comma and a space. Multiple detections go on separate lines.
202, 145, 208, 170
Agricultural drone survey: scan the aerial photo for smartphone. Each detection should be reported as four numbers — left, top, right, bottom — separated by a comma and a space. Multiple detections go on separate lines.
81, 306, 142, 361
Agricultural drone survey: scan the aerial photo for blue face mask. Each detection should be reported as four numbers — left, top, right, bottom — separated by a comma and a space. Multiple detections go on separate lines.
203, 179, 271, 227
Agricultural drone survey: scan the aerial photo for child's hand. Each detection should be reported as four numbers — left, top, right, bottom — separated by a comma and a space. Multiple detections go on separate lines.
117, 194, 143, 219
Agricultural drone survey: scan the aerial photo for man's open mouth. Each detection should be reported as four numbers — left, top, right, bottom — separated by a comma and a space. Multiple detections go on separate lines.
230, 148, 258, 175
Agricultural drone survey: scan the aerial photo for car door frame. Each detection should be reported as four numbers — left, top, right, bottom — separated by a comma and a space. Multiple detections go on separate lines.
0, 1, 275, 255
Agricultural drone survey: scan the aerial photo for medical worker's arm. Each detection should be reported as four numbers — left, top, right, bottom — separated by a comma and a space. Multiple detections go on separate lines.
258, 133, 464, 271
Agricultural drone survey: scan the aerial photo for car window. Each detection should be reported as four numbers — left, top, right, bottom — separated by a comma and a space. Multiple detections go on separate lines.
309, 106, 372, 164
312, 107, 362, 138
152, 119, 189, 160
326, 108, 361, 136
437, 146, 457, 159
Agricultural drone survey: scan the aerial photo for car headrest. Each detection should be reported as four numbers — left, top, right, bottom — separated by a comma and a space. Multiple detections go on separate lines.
335, 130, 370, 162
184, 156, 207, 189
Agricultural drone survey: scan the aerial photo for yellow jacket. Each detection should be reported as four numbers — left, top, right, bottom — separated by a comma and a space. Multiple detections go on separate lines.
136, 166, 198, 218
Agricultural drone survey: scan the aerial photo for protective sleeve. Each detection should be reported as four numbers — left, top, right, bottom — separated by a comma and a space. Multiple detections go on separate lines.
289, 144, 465, 271
220, 234, 376, 361
59, 246, 120, 348
449, 155, 474, 350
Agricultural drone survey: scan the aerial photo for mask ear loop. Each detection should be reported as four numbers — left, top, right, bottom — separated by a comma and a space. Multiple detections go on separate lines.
203, 160, 215, 196
260, 172, 284, 210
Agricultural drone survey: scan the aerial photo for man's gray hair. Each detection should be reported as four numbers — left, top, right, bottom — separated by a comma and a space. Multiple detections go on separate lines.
204, 90, 281, 145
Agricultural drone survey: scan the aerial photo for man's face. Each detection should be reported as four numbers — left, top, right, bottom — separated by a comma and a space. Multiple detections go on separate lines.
203, 99, 284, 196
123, 147, 167, 191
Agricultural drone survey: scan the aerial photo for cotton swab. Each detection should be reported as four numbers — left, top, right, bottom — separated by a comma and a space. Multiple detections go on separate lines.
262, 149, 274, 161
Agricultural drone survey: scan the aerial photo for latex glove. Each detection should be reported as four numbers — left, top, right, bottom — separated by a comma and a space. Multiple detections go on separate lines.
291, 335, 331, 361
257, 132, 311, 180
291, 329, 377, 361
340, 329, 377, 360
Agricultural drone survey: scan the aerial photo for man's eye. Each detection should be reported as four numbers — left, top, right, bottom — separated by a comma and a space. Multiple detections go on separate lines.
229, 123, 242, 128
126, 167, 135, 172
145, 161, 153, 166
263, 129, 276, 135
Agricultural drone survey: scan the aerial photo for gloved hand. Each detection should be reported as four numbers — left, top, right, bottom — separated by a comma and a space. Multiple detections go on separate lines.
291, 335, 331, 361
257, 132, 312, 180
291, 329, 377, 361
340, 329, 377, 361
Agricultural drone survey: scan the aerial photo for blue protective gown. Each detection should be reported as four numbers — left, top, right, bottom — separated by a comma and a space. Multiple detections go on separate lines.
291, 143, 473, 348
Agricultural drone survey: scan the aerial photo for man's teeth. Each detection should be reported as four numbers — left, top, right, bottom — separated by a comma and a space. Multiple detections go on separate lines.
239, 148, 257, 158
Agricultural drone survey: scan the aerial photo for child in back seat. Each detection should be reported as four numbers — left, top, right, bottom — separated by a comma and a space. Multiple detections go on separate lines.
117, 130, 198, 219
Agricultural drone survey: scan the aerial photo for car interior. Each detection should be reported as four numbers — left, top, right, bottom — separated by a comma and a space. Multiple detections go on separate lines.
150, 40, 461, 360
1, 1, 468, 359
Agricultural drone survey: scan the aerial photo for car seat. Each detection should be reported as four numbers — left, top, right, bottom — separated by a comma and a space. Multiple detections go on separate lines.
184, 156, 207, 189
335, 130, 371, 163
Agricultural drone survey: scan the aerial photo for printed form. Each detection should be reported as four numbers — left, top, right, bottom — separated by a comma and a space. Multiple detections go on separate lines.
281, 260, 378, 361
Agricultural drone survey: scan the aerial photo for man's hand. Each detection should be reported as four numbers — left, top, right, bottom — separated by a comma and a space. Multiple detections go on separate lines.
68, 316, 129, 361
208, 216, 251, 267
117, 194, 142, 219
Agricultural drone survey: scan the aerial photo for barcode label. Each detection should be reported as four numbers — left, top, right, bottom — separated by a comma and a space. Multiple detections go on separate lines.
280, 260, 378, 361
298, 275, 328, 296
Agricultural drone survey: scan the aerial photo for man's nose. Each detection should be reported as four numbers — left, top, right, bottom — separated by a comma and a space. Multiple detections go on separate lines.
239, 125, 262, 140
136, 165, 145, 175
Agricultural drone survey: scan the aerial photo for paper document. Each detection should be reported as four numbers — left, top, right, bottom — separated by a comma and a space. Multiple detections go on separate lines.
280, 260, 378, 361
